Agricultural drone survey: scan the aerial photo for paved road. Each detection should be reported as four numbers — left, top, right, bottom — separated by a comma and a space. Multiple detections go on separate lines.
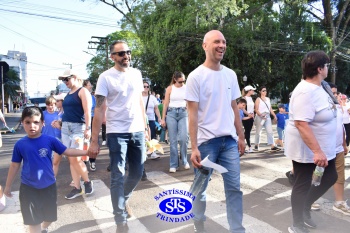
0, 113, 349, 233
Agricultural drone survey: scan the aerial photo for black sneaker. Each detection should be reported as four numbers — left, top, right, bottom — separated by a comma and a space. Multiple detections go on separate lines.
141, 169, 148, 181
194, 220, 206, 233
286, 171, 295, 186
116, 222, 129, 233
84, 181, 94, 195
41, 229, 49, 233
107, 165, 111, 172
288, 224, 310, 233
65, 187, 83, 200
90, 162, 96, 171
270, 146, 281, 151
254, 145, 259, 151
303, 211, 317, 228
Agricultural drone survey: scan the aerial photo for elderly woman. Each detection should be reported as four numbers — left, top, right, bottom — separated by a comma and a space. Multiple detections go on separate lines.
285, 51, 338, 233
59, 69, 93, 200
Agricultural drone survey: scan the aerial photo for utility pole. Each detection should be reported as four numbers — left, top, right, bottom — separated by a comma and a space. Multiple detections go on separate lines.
0, 61, 9, 114
63, 62, 72, 69
88, 36, 109, 70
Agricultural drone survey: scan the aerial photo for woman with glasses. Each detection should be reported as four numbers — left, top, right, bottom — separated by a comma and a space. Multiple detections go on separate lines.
284, 51, 338, 233
58, 69, 94, 200
161, 71, 190, 173
254, 86, 279, 151
142, 82, 161, 140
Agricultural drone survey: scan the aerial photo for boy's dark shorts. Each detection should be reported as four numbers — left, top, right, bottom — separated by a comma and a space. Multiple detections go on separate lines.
20, 183, 57, 225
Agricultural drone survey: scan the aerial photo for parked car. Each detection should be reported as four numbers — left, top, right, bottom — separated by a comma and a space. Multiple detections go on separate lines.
26, 97, 47, 111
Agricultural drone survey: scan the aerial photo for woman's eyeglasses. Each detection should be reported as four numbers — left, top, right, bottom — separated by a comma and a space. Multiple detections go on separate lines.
111, 50, 132, 57
261, 90, 267, 92
177, 81, 185, 84
144, 86, 149, 88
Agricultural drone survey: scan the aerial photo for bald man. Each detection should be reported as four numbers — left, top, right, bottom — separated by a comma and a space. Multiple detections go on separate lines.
186, 30, 245, 232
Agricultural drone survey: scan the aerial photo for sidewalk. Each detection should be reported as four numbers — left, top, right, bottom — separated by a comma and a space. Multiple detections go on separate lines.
1, 112, 22, 134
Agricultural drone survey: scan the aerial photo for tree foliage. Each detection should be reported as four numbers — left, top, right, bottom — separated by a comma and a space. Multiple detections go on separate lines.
83, 0, 350, 97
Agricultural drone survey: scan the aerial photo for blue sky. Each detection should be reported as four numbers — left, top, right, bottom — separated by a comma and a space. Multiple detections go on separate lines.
0, 0, 121, 97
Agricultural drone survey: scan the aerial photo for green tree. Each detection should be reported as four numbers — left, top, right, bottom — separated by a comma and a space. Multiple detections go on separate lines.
0, 68, 21, 101
86, 30, 143, 87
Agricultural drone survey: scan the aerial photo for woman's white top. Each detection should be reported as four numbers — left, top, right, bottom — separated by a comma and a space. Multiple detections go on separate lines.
143, 94, 159, 121
244, 96, 255, 114
284, 80, 337, 163
169, 84, 187, 108
342, 104, 350, 124
336, 105, 345, 153
257, 97, 271, 114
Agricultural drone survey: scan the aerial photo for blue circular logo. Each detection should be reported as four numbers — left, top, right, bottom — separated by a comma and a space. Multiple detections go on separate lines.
159, 197, 192, 215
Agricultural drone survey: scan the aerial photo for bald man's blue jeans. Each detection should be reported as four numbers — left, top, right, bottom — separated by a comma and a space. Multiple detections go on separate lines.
189, 136, 245, 233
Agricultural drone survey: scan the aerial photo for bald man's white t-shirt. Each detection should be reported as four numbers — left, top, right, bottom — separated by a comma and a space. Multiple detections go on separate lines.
185, 65, 241, 146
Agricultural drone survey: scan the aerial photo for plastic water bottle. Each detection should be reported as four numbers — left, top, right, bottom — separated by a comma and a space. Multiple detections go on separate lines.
260, 118, 266, 126
311, 166, 324, 186
83, 139, 90, 151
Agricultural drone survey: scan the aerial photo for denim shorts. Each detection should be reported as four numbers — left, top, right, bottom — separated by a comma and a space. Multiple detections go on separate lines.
277, 127, 284, 140
61, 122, 85, 149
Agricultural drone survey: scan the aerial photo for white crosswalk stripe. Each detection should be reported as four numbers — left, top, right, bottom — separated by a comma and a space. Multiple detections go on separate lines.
1, 155, 349, 232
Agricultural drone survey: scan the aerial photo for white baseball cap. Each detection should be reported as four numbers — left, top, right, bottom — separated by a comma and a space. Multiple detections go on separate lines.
58, 69, 79, 80
53, 93, 67, 101
244, 85, 256, 91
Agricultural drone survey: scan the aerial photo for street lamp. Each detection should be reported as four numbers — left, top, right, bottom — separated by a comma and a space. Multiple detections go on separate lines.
243, 75, 247, 87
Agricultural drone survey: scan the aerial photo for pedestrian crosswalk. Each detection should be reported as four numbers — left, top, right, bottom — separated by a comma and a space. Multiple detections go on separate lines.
1, 155, 349, 233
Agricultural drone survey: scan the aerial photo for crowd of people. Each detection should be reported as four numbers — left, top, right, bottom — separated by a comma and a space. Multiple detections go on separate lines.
0, 30, 349, 233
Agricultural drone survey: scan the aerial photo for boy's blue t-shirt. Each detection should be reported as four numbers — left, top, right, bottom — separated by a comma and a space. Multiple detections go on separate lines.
42, 110, 61, 139
276, 112, 287, 129
12, 134, 67, 189
239, 109, 245, 120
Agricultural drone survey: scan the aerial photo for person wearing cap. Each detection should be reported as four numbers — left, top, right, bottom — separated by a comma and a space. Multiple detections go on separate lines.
88, 40, 147, 233
51, 93, 66, 177
242, 85, 256, 153
58, 69, 94, 200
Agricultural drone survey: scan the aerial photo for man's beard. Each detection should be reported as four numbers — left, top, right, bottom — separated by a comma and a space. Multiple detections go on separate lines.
118, 58, 130, 68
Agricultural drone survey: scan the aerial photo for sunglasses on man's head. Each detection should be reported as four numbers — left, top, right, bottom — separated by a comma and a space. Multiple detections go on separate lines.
111, 50, 132, 57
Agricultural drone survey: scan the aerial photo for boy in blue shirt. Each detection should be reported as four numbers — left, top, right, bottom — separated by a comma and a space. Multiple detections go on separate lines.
4, 106, 88, 233
275, 104, 287, 149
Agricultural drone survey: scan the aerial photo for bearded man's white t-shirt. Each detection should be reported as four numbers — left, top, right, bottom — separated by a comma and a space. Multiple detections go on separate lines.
185, 65, 241, 146
95, 67, 144, 133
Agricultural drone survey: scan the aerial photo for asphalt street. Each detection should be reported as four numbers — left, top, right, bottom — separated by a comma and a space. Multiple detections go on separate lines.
0, 112, 349, 233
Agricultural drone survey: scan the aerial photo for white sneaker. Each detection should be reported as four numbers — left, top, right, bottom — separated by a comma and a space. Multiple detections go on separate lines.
102, 141, 106, 146
311, 203, 320, 211
169, 168, 177, 173
184, 164, 190, 170
150, 152, 160, 159
248, 147, 253, 153
333, 201, 350, 215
